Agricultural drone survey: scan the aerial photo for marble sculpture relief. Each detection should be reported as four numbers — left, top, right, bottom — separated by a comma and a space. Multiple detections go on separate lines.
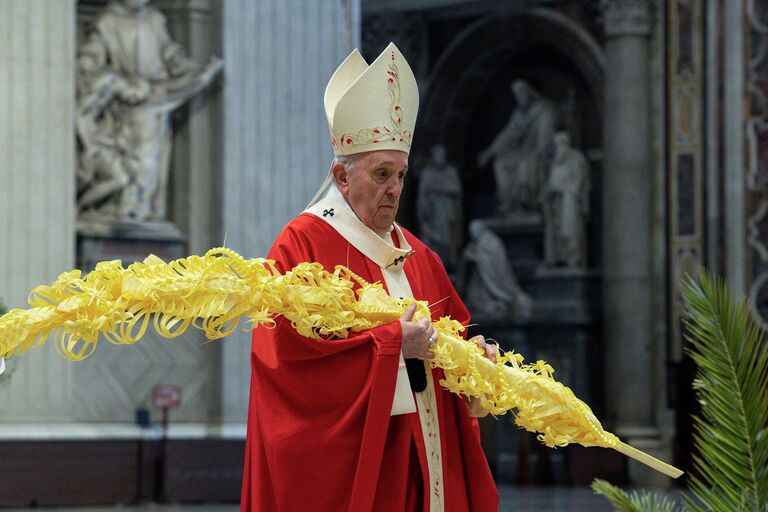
76, 0, 222, 225
541, 132, 590, 268
477, 80, 557, 216
416, 144, 463, 270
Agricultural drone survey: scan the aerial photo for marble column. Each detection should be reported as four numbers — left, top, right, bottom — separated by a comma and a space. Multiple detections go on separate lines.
723, 1, 746, 294
601, 0, 663, 484
163, 0, 224, 256
218, 0, 359, 423
0, 0, 77, 422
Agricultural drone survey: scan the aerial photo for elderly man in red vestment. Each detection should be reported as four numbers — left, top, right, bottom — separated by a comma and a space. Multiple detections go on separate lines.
240, 43, 499, 511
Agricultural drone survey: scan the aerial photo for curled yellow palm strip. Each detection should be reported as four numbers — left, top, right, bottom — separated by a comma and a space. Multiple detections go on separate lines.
0, 248, 681, 478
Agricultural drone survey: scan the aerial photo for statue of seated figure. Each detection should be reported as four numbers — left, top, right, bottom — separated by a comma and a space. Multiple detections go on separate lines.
457, 220, 533, 321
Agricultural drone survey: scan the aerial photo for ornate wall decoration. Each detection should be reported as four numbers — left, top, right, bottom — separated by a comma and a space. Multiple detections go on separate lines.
746, 0, 768, 329
362, 12, 427, 79
602, 0, 653, 36
667, 0, 704, 361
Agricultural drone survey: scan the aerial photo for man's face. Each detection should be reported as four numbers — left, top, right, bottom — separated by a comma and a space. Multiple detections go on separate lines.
333, 150, 409, 236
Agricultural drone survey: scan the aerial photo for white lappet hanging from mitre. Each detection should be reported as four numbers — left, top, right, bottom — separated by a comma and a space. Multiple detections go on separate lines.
306, 41, 425, 409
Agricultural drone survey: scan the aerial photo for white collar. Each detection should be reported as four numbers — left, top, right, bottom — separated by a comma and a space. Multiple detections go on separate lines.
304, 185, 414, 270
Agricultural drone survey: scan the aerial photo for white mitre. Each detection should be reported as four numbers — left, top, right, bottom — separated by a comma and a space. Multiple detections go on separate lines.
324, 42, 419, 156
307, 43, 419, 208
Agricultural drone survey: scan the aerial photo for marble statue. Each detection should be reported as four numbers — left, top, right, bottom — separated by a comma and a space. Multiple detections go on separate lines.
416, 144, 463, 270
76, 0, 223, 225
457, 219, 533, 321
541, 132, 590, 268
477, 80, 557, 216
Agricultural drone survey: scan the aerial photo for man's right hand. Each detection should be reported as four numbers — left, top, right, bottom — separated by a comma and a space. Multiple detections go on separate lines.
399, 303, 436, 360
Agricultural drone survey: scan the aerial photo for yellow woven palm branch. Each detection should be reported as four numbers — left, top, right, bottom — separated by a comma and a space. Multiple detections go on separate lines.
0, 247, 682, 479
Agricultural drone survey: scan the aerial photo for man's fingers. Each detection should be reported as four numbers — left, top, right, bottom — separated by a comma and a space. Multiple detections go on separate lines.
469, 334, 485, 345
485, 342, 498, 363
469, 334, 497, 362
400, 302, 417, 322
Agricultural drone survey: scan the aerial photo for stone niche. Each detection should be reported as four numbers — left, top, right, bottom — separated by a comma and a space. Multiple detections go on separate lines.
365, 4, 610, 484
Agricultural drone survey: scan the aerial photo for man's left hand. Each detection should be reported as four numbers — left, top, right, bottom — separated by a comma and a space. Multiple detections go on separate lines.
465, 334, 497, 417
469, 334, 497, 363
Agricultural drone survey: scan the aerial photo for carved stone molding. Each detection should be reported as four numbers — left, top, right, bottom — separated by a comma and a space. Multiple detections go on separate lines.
746, 0, 768, 324
602, 0, 652, 37
363, 12, 427, 78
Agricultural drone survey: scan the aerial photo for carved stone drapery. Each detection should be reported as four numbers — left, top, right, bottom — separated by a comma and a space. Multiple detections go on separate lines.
75, 0, 222, 227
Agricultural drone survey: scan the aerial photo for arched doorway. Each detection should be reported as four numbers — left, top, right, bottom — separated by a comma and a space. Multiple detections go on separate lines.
409, 8, 609, 484
415, 9, 604, 244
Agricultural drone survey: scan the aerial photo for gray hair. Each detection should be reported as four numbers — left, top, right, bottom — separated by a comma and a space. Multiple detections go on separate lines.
332, 154, 360, 171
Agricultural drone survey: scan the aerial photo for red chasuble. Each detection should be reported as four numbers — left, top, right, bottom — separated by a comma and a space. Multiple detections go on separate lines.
241, 213, 498, 511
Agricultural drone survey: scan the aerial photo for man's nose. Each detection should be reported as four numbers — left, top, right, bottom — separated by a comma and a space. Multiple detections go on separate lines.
387, 179, 403, 197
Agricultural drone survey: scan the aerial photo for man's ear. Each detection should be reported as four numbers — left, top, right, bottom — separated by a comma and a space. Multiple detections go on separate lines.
332, 162, 350, 192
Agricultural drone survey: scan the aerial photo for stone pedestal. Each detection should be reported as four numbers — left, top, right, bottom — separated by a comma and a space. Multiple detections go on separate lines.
481, 215, 544, 276
530, 267, 601, 324
77, 223, 187, 271
74, 228, 218, 424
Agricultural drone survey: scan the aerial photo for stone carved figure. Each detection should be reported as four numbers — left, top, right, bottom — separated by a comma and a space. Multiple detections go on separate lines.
457, 220, 533, 321
416, 144, 463, 270
477, 80, 557, 215
76, 0, 223, 224
541, 132, 590, 268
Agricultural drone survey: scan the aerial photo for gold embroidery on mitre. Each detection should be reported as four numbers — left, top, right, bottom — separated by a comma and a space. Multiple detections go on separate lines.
339, 51, 414, 149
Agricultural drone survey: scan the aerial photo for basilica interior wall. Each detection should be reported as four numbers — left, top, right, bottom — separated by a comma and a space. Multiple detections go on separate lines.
0, 0, 77, 425
0, 0, 356, 432
0, 0, 356, 504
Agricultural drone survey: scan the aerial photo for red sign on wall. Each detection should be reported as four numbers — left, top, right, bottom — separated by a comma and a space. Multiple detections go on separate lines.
153, 384, 181, 409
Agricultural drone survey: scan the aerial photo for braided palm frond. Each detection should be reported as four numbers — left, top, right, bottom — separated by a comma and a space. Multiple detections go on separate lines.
0, 248, 682, 478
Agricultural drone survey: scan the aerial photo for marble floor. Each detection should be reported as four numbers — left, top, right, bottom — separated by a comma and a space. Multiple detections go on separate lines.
1, 486, 616, 511
499, 486, 614, 511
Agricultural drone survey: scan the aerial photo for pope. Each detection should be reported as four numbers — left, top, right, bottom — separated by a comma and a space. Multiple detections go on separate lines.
239, 43, 500, 511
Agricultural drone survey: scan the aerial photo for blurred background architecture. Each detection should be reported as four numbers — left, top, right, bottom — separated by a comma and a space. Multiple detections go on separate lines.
0, 0, 763, 507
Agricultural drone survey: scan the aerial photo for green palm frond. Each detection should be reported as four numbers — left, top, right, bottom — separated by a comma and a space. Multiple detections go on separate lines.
592, 479, 682, 512
681, 271, 768, 511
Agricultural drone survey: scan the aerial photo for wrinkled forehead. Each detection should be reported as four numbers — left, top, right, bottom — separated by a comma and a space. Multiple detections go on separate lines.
355, 149, 409, 170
